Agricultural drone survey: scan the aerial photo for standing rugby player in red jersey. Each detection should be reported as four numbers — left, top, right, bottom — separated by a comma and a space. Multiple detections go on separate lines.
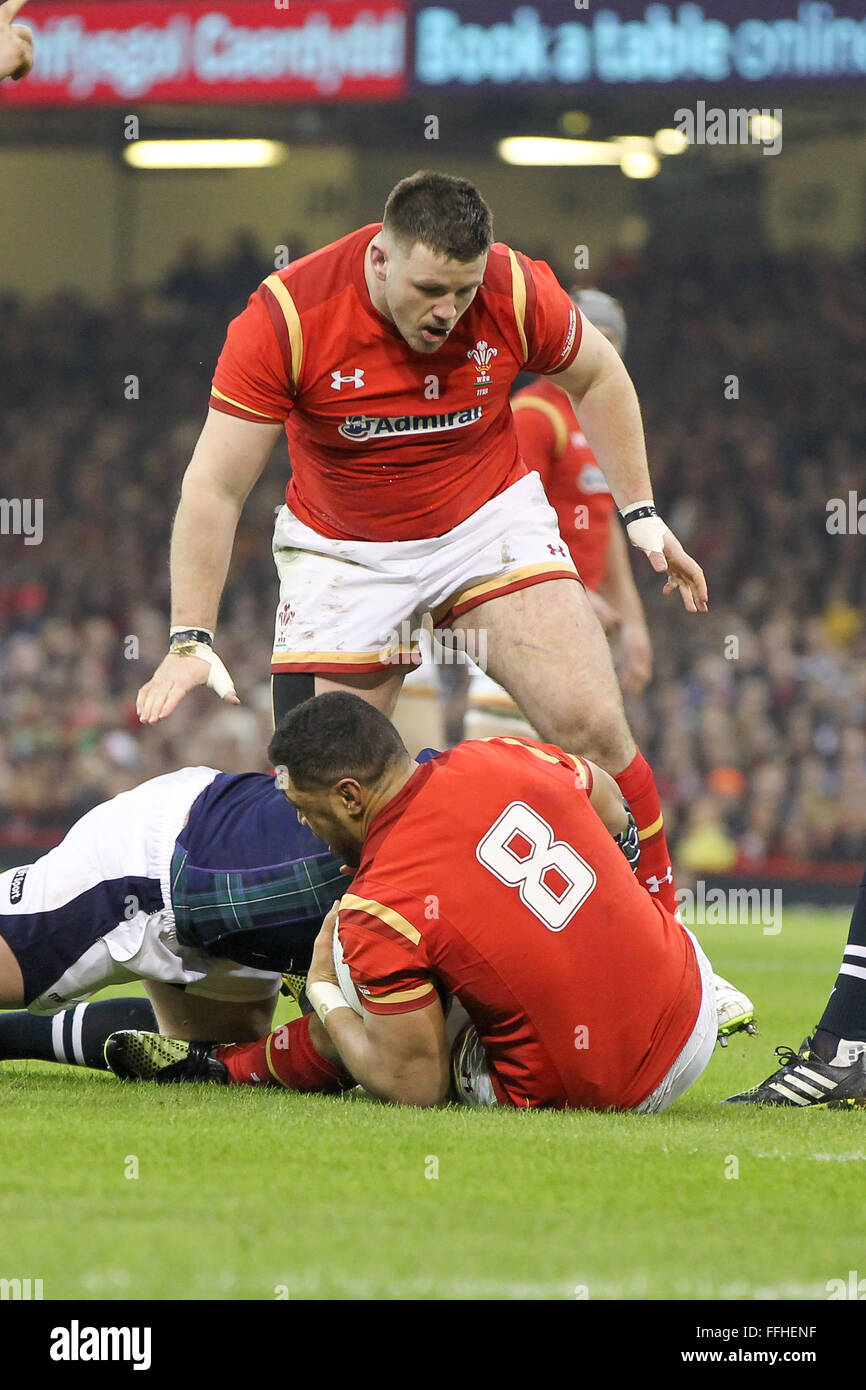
136, 172, 707, 914
512, 289, 653, 697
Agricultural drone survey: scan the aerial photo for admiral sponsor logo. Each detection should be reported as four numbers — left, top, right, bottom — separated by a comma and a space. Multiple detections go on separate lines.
50, 1320, 152, 1371
9, 866, 28, 904
338, 407, 482, 441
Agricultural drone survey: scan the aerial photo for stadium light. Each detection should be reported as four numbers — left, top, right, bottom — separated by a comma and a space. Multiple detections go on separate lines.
654, 127, 690, 155
498, 136, 662, 177
749, 113, 782, 142
611, 135, 657, 152
123, 140, 288, 170
620, 150, 661, 179
559, 110, 592, 137
497, 137, 623, 167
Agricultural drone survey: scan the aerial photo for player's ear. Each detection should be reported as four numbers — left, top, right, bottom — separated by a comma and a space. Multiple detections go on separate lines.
335, 777, 365, 816
369, 237, 389, 278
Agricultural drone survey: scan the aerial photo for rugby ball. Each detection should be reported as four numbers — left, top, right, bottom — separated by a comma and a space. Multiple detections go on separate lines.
332, 919, 364, 1015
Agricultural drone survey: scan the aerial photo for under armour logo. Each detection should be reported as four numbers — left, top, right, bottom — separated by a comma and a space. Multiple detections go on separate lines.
645, 865, 674, 893
331, 368, 365, 391
547, 543, 567, 558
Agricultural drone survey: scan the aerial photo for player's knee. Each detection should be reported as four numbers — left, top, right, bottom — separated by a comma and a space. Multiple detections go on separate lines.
543, 708, 631, 771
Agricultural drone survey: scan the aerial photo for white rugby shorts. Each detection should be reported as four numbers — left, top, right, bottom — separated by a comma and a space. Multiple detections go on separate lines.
270, 471, 579, 675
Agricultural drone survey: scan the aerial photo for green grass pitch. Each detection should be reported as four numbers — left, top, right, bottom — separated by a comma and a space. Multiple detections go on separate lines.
2, 909, 866, 1301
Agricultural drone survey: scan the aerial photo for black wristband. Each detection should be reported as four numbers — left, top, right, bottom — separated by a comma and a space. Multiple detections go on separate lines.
620, 503, 657, 523
169, 628, 213, 648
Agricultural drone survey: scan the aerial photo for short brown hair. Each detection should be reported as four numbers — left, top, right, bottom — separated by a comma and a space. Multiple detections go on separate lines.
383, 170, 494, 262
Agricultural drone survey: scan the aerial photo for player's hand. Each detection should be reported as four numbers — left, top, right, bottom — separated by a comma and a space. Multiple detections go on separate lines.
618, 621, 653, 696
0, 0, 34, 81
652, 529, 708, 613
622, 506, 708, 613
307, 901, 341, 988
614, 809, 641, 873
136, 650, 239, 724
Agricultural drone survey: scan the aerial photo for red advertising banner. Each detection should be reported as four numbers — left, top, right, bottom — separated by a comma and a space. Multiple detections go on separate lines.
0, 0, 409, 105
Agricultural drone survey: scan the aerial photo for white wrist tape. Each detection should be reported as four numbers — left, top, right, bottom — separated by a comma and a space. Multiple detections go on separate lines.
307, 981, 352, 1025
620, 501, 669, 556
169, 640, 236, 699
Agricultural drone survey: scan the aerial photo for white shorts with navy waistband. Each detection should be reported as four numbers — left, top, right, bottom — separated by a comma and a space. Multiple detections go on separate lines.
450, 929, 717, 1111
270, 471, 580, 677
0, 767, 282, 1016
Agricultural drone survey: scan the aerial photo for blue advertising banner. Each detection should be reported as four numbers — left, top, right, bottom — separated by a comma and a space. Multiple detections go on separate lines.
413, 3, 866, 88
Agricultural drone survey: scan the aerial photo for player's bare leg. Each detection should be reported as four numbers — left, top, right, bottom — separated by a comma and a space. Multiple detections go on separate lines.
0, 933, 25, 1008
144, 980, 277, 1043
313, 667, 409, 717
452, 578, 631, 766
451, 578, 678, 912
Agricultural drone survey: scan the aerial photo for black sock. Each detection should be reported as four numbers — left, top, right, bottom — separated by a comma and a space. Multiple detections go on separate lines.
272, 673, 316, 726
0, 996, 158, 1070
813, 866, 866, 1060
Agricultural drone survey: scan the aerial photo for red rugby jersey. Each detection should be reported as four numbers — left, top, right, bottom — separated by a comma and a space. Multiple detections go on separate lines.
210, 224, 581, 541
336, 737, 702, 1111
512, 378, 616, 591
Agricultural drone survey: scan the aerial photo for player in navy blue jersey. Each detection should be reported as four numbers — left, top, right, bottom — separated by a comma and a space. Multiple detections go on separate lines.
0, 764, 353, 1071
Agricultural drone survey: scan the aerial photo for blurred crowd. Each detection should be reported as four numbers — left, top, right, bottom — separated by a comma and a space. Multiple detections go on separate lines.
0, 232, 864, 870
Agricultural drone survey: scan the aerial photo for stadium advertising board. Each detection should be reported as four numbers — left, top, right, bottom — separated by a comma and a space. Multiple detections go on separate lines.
414, 2, 866, 88
2, 1, 864, 105
0, 0, 409, 105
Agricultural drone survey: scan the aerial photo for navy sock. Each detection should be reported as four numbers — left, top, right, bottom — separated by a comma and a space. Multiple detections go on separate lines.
0, 997, 158, 1070
814, 866, 866, 1058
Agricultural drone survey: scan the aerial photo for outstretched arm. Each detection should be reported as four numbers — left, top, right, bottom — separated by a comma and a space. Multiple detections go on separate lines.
553, 316, 708, 614
136, 409, 282, 723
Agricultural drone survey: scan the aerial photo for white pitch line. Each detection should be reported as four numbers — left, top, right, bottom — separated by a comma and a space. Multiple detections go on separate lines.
752, 1149, 866, 1163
